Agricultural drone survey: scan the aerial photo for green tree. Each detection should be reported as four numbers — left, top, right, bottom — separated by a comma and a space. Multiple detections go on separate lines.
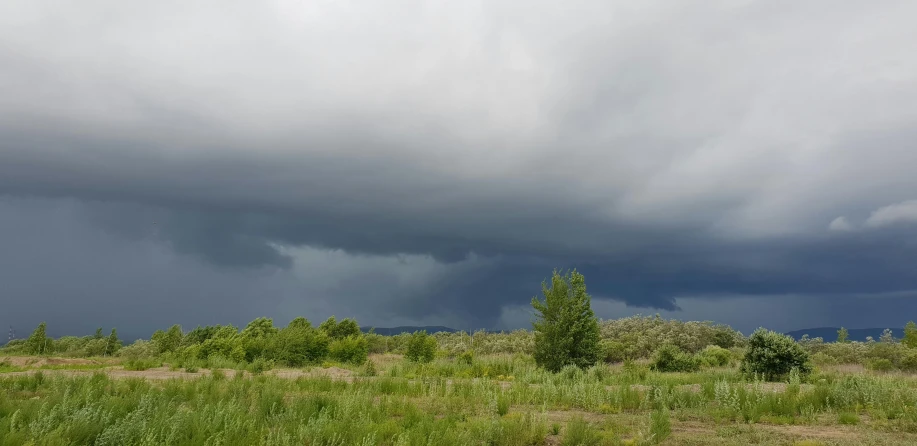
287, 317, 312, 330
902, 321, 917, 348
94, 328, 104, 340
241, 317, 278, 339
269, 324, 330, 366
152, 325, 183, 354
405, 331, 437, 363
105, 328, 121, 356
741, 328, 812, 381
837, 327, 849, 343
26, 322, 49, 355
531, 269, 601, 372
319, 316, 362, 340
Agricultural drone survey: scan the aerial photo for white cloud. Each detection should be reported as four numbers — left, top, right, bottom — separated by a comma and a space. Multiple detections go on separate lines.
828, 216, 854, 231
865, 200, 917, 228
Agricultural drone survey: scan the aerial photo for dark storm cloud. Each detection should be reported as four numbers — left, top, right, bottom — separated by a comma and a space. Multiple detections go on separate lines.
2, 0, 917, 334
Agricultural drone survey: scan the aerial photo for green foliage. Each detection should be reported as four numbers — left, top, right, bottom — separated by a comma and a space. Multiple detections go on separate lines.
26, 322, 49, 355
836, 327, 849, 343
241, 317, 278, 339
698, 345, 732, 367
405, 331, 437, 363
867, 358, 894, 372
318, 316, 362, 340
650, 344, 701, 372
247, 357, 273, 374
531, 269, 601, 372
838, 412, 860, 425
650, 409, 672, 444
560, 416, 601, 446
362, 359, 378, 376
328, 335, 369, 364
740, 328, 812, 381
899, 350, 917, 371
151, 324, 183, 354
269, 323, 330, 366
600, 339, 629, 363
123, 358, 160, 371
598, 315, 745, 359
903, 321, 917, 348
116, 340, 158, 359
458, 349, 475, 365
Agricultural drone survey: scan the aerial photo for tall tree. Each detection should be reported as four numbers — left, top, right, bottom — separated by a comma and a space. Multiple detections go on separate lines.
836, 327, 849, 343
902, 321, 917, 348
105, 328, 121, 356
531, 269, 601, 372
26, 322, 49, 355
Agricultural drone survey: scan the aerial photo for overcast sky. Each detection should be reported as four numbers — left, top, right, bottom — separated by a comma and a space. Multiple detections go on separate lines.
3, 0, 917, 340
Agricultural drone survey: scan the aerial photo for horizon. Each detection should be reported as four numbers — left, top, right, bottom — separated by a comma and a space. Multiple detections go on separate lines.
3, 1, 917, 336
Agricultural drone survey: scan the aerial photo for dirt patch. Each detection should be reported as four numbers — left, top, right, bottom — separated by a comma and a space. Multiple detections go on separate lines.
270, 366, 354, 382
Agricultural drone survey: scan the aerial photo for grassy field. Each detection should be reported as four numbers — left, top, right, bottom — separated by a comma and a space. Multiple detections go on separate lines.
4, 353, 917, 445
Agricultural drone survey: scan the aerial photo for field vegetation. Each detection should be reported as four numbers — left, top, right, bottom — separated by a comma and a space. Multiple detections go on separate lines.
4, 270, 917, 445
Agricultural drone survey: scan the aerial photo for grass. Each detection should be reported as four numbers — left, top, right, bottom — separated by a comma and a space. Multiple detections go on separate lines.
2, 354, 917, 444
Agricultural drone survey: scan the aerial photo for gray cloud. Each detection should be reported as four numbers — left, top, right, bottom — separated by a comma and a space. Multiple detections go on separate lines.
3, 0, 917, 336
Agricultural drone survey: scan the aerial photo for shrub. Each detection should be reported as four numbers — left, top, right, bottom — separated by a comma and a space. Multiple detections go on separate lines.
405, 331, 437, 363
838, 412, 860, 425
269, 325, 330, 366
650, 409, 672, 444
650, 344, 701, 372
328, 335, 369, 364
362, 359, 378, 377
903, 321, 917, 348
740, 328, 812, 381
532, 269, 601, 372
899, 350, 917, 372
247, 357, 273, 374
319, 316, 362, 340
810, 352, 837, 366
561, 416, 601, 446
866, 358, 894, 372
116, 340, 159, 359
123, 358, 160, 371
698, 345, 731, 367
600, 339, 628, 363
458, 350, 474, 365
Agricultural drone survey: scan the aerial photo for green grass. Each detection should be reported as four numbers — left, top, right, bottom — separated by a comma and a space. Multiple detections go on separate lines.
3, 354, 917, 444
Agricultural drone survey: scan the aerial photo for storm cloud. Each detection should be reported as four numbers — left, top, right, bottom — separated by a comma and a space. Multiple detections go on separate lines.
2, 0, 917, 338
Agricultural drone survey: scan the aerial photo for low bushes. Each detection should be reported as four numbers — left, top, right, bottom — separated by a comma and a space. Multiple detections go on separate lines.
741, 328, 812, 381
650, 344, 701, 373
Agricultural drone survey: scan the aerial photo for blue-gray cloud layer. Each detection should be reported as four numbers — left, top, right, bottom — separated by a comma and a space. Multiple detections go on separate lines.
2, 0, 917, 337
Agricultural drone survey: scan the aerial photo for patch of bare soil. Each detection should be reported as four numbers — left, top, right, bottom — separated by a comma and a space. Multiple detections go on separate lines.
270, 366, 354, 382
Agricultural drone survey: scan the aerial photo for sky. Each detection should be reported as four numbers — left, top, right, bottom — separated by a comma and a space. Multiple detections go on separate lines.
2, 0, 917, 341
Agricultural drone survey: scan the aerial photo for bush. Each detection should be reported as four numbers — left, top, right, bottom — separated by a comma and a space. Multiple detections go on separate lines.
650, 344, 701, 372
810, 352, 837, 366
328, 335, 369, 364
123, 358, 160, 371
362, 359, 378, 377
600, 339, 629, 363
532, 269, 601, 372
561, 416, 601, 446
269, 325, 330, 366
740, 328, 812, 381
698, 345, 731, 367
116, 340, 159, 359
458, 350, 474, 365
405, 331, 437, 363
247, 357, 273, 374
866, 358, 894, 372
899, 350, 917, 372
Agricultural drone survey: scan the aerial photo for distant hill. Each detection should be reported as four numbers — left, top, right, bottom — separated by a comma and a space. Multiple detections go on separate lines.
786, 327, 904, 342
360, 326, 459, 336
